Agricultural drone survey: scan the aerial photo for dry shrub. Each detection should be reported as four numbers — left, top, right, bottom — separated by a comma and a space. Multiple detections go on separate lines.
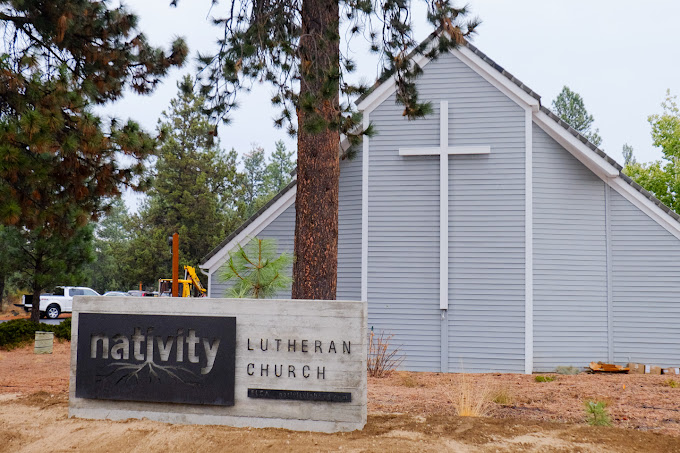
397, 371, 419, 388
451, 374, 493, 417
555, 365, 580, 375
491, 386, 514, 406
367, 330, 404, 378
664, 379, 679, 388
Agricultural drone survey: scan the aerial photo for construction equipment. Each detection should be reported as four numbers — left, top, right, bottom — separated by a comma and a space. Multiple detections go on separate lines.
158, 266, 207, 297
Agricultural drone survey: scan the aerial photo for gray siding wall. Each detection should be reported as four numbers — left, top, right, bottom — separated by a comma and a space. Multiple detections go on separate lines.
337, 147, 363, 300
367, 52, 526, 372
445, 54, 526, 373
210, 146, 363, 300
611, 190, 680, 367
368, 84, 441, 372
532, 126, 608, 371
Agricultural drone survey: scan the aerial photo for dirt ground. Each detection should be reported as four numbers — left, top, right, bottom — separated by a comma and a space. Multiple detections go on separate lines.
2, 343, 680, 452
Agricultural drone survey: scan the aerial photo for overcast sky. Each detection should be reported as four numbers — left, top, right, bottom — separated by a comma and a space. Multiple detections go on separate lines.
110, 0, 680, 208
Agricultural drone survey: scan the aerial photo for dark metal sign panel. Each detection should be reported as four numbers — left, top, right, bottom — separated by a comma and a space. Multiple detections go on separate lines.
76, 313, 236, 406
247, 388, 352, 403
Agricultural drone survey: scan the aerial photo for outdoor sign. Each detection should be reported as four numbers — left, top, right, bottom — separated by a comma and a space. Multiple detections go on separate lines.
69, 297, 367, 433
76, 313, 236, 406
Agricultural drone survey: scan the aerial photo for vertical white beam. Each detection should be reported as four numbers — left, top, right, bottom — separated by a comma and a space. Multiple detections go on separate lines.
440, 101, 449, 373
524, 109, 534, 375
361, 113, 370, 302
605, 184, 613, 363
440, 101, 449, 311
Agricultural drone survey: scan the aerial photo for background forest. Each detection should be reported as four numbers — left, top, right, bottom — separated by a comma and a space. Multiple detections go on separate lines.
0, 75, 295, 305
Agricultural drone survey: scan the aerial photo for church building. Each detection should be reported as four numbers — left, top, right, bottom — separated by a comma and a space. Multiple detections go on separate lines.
200, 38, 680, 374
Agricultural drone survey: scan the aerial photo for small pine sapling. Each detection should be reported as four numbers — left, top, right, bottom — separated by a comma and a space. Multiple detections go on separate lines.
584, 400, 612, 426
221, 238, 292, 298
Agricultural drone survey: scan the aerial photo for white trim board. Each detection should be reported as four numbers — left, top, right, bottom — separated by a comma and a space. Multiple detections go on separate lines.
451, 46, 540, 112
532, 111, 680, 241
524, 107, 534, 375
607, 176, 680, 241
200, 185, 297, 274
361, 114, 369, 303
533, 111, 618, 179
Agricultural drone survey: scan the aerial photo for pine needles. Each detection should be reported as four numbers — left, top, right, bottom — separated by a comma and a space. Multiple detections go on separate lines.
221, 237, 292, 298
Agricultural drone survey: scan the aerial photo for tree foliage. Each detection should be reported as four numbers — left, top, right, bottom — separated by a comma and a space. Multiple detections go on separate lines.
84, 198, 133, 293
263, 140, 296, 195
182, 0, 479, 300
191, 0, 478, 136
122, 76, 243, 289
0, 0, 186, 320
242, 145, 266, 215
241, 140, 296, 216
0, 225, 22, 309
625, 91, 680, 214
552, 86, 602, 147
6, 222, 95, 305
220, 238, 292, 298
622, 143, 636, 166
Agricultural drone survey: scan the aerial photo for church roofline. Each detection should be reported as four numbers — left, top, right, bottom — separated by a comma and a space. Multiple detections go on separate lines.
201, 33, 680, 270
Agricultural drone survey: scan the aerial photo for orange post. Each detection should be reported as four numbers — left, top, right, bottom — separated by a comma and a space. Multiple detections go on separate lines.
172, 233, 179, 297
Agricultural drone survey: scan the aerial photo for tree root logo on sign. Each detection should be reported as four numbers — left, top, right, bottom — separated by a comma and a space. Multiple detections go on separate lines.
76, 314, 236, 406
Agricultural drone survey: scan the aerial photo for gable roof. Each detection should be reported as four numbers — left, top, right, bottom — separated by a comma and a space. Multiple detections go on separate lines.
201, 35, 680, 269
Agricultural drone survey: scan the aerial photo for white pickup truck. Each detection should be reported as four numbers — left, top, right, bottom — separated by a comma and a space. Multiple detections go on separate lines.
21, 286, 100, 319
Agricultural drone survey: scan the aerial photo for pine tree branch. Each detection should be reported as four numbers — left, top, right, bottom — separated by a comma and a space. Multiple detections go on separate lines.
0, 13, 32, 25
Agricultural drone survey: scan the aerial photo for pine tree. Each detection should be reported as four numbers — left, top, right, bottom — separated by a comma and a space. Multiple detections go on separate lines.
0, 1, 186, 321
263, 140, 296, 196
622, 143, 636, 166
242, 145, 267, 215
220, 238, 292, 298
552, 86, 602, 147
125, 76, 242, 289
188, 0, 479, 299
7, 221, 95, 314
84, 198, 133, 294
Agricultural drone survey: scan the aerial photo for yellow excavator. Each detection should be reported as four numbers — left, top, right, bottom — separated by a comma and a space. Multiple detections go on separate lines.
158, 266, 207, 297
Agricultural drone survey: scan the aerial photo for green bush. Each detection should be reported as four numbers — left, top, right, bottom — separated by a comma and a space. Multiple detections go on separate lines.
534, 375, 556, 383
584, 400, 612, 426
0, 318, 71, 348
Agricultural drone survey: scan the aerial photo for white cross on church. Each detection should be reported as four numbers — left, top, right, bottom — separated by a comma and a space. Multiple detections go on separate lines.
399, 100, 490, 311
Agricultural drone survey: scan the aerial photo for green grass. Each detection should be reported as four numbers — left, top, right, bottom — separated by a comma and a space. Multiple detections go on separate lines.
534, 375, 556, 383
584, 400, 612, 426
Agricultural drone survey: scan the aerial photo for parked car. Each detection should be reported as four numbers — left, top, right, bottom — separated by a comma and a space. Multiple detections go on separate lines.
127, 290, 146, 297
103, 291, 129, 297
19, 286, 101, 319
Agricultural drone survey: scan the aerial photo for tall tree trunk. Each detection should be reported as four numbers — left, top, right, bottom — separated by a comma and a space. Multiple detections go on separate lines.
0, 276, 5, 312
292, 0, 340, 300
30, 259, 42, 323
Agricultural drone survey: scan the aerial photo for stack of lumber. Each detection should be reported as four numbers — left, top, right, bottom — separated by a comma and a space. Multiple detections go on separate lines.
589, 362, 628, 373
